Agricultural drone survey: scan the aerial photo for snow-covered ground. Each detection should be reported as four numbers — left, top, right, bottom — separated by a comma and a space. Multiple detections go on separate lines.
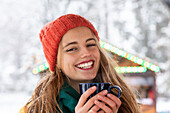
0, 92, 30, 113
157, 97, 170, 113
0, 92, 170, 113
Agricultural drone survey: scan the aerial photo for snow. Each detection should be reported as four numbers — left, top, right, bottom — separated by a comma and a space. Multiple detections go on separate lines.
0, 92, 30, 113
157, 97, 170, 113
0, 0, 170, 112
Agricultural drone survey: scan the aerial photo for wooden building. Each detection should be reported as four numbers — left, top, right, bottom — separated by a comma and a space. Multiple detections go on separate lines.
33, 40, 160, 113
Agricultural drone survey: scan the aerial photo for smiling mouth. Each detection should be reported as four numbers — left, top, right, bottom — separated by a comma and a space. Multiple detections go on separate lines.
75, 61, 94, 69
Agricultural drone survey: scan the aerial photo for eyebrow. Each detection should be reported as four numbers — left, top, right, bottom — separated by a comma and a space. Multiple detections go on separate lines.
63, 42, 77, 49
86, 38, 96, 42
63, 38, 96, 49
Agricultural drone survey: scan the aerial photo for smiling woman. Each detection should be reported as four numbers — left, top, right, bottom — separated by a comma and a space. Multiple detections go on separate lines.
20, 14, 142, 113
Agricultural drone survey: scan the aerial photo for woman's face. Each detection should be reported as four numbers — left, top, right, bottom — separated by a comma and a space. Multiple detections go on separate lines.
57, 26, 100, 83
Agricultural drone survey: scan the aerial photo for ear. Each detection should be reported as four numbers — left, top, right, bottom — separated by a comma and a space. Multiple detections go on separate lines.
56, 63, 60, 70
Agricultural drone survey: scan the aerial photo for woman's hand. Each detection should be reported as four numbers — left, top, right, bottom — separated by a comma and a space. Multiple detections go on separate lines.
94, 93, 121, 113
75, 86, 121, 113
75, 86, 107, 113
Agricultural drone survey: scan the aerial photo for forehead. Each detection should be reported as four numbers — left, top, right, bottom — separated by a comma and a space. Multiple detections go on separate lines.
61, 26, 95, 44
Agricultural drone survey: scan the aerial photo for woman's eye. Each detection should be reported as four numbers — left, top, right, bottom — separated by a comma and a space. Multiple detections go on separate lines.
87, 44, 96, 47
66, 48, 77, 52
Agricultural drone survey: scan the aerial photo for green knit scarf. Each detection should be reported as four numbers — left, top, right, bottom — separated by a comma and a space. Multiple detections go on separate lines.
57, 81, 80, 113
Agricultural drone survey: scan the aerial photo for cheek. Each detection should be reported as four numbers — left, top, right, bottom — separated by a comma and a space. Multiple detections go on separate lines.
94, 49, 100, 61
61, 55, 76, 69
97, 53, 100, 65
95, 50, 101, 68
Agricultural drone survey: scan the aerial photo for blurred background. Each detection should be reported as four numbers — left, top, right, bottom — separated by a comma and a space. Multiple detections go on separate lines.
0, 0, 170, 113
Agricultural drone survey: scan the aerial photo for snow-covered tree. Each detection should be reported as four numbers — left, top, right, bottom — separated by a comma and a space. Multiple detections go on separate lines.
0, 0, 169, 96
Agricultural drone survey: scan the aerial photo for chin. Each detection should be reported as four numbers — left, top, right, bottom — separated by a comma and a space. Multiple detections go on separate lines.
83, 76, 96, 82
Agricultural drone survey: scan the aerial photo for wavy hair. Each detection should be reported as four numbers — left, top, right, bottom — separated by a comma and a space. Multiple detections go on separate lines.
95, 39, 141, 113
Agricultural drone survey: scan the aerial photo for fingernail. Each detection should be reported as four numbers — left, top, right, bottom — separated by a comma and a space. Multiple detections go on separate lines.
92, 86, 96, 89
90, 109, 96, 113
103, 90, 107, 94
98, 95, 103, 99
95, 100, 100, 104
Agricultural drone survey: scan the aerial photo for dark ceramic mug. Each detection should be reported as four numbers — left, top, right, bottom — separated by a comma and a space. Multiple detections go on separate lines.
79, 83, 122, 100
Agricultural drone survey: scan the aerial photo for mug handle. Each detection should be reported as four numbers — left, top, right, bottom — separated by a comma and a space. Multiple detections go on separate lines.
108, 86, 122, 98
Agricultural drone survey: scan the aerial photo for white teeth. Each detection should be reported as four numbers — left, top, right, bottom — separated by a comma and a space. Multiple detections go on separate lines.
77, 61, 93, 69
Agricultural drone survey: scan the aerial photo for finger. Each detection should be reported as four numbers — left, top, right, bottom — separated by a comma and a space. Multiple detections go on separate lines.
77, 86, 97, 108
107, 94, 122, 107
97, 95, 117, 111
94, 100, 112, 113
98, 110, 105, 113
90, 105, 100, 113
83, 90, 108, 110
88, 109, 96, 113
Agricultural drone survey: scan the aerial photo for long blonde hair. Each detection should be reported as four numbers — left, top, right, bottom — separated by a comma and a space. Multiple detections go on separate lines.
26, 38, 141, 113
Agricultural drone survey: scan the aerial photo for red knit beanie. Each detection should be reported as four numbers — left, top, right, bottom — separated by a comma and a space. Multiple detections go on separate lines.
39, 14, 100, 72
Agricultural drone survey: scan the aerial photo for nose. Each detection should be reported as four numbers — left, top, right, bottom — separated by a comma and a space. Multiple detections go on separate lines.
80, 47, 91, 58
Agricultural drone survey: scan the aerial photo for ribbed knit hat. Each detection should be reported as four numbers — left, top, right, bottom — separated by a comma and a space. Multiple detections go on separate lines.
39, 14, 100, 72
